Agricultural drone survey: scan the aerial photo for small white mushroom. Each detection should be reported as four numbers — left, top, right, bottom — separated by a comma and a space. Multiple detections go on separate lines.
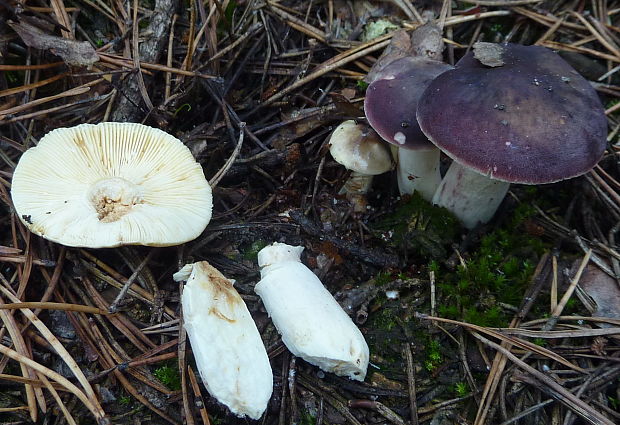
329, 120, 392, 211
255, 243, 369, 381
174, 261, 273, 420
11, 122, 212, 247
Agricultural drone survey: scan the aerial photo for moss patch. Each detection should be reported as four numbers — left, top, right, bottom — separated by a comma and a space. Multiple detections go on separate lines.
373, 192, 460, 260
153, 361, 181, 391
434, 203, 548, 326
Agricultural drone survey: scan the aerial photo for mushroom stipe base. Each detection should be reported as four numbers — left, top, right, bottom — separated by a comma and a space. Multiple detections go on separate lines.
88, 177, 145, 223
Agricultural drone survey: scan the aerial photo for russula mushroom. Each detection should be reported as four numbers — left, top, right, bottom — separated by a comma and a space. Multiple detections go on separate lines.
11, 122, 212, 247
255, 243, 369, 381
364, 24, 453, 199
329, 120, 392, 210
417, 42, 607, 228
365, 56, 453, 199
174, 261, 273, 419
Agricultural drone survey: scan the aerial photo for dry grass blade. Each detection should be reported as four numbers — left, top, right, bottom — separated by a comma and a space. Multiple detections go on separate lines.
0, 284, 106, 420
257, 38, 391, 108
0, 302, 109, 315
209, 122, 245, 188
497, 327, 620, 338
38, 372, 77, 425
0, 86, 92, 119
471, 331, 614, 425
0, 72, 69, 98
0, 373, 66, 389
415, 313, 585, 372
86, 318, 178, 424
0, 342, 106, 423
0, 62, 65, 71
188, 365, 211, 425
0, 299, 38, 421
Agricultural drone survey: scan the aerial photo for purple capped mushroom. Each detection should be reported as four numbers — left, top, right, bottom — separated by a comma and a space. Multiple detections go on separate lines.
417, 42, 608, 228
365, 56, 453, 199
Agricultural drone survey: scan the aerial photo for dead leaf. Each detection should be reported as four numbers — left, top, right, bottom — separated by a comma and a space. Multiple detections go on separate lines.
575, 262, 620, 325
365, 23, 445, 84
9, 18, 99, 66
473, 42, 505, 67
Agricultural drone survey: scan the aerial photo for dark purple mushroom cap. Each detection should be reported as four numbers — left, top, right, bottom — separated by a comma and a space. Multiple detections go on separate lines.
364, 57, 453, 150
417, 43, 608, 184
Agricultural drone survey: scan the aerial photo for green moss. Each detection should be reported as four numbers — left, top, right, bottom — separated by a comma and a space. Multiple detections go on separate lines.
119, 395, 132, 406
138, 18, 150, 29
371, 300, 399, 332
454, 382, 469, 397
374, 271, 394, 286
153, 361, 181, 391
490, 23, 504, 35
373, 193, 460, 259
224, 1, 237, 25
356, 80, 369, 92
5, 71, 22, 87
435, 203, 548, 327
424, 338, 443, 371
300, 410, 317, 425
366, 300, 406, 368
242, 239, 269, 261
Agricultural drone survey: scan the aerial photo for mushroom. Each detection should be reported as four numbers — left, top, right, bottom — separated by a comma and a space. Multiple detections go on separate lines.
364, 56, 453, 199
363, 24, 453, 199
174, 261, 273, 419
11, 122, 212, 247
255, 243, 369, 381
329, 120, 392, 210
417, 42, 608, 228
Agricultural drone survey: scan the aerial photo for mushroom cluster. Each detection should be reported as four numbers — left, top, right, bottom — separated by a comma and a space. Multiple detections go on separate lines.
416, 42, 607, 228
366, 39, 607, 228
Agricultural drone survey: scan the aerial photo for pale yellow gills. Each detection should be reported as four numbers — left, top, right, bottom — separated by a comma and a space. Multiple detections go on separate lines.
255, 243, 369, 381
174, 261, 273, 420
10, 122, 212, 247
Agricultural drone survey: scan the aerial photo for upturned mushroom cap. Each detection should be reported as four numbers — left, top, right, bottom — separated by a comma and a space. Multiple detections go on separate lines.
11, 122, 212, 247
417, 43, 608, 184
364, 57, 453, 150
329, 120, 392, 175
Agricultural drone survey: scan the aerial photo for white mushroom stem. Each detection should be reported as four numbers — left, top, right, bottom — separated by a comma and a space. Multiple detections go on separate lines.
396, 146, 441, 200
175, 262, 273, 420
339, 172, 374, 196
339, 172, 374, 212
432, 162, 510, 229
255, 243, 369, 381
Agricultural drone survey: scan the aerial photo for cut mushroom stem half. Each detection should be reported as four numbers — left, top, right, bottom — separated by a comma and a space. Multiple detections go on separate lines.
432, 162, 510, 229
175, 262, 273, 419
255, 243, 369, 380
